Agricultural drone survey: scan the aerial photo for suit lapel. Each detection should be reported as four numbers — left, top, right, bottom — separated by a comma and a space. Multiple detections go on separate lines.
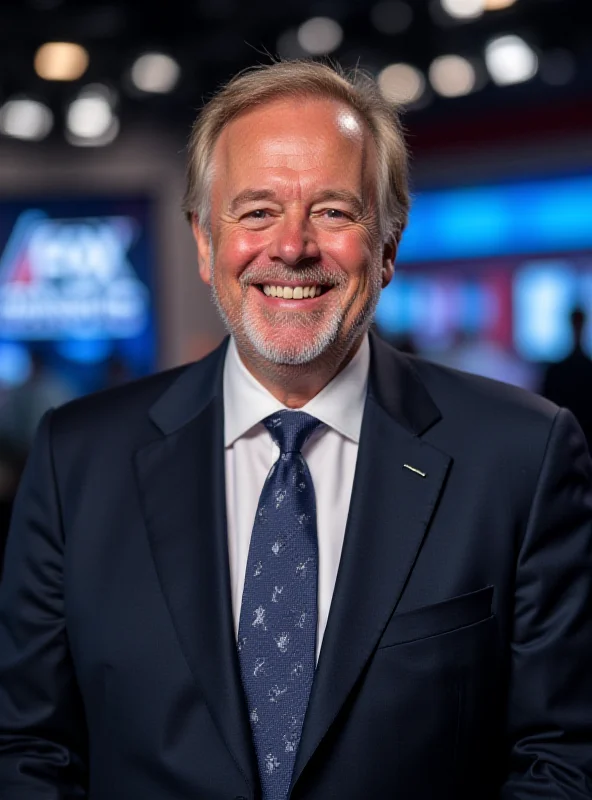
134, 339, 258, 793
292, 334, 451, 790
133, 333, 450, 795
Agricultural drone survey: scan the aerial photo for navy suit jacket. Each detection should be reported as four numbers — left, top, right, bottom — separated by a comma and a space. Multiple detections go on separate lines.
1, 333, 592, 798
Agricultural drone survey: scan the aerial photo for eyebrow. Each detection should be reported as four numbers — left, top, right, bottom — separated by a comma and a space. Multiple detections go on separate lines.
312, 190, 366, 217
228, 188, 366, 217
229, 190, 277, 214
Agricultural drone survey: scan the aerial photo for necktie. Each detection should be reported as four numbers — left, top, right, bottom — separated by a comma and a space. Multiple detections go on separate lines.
237, 410, 323, 800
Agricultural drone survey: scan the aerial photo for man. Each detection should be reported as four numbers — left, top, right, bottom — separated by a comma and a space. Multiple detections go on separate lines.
0, 60, 591, 799
542, 307, 592, 451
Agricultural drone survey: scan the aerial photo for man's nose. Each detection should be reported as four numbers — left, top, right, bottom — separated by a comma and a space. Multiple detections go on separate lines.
267, 213, 321, 265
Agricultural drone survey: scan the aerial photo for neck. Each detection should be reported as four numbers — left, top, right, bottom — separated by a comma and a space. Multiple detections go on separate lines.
235, 334, 366, 408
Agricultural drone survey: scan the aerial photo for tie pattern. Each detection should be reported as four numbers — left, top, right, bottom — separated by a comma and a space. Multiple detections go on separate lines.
237, 410, 323, 800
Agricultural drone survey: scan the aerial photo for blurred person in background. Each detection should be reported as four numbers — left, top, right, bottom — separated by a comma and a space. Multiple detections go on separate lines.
541, 306, 592, 450
0, 60, 591, 800
0, 349, 76, 456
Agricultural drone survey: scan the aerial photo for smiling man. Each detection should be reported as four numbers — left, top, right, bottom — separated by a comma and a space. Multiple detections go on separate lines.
1, 61, 592, 800
194, 94, 388, 398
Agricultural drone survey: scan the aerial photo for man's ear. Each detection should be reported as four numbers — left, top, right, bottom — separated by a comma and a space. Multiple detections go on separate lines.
381, 238, 397, 289
191, 214, 213, 285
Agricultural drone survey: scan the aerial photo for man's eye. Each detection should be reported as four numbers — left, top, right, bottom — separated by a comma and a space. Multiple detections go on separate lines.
246, 209, 269, 219
324, 209, 348, 219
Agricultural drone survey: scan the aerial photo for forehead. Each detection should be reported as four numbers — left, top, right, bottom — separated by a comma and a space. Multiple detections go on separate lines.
211, 97, 377, 196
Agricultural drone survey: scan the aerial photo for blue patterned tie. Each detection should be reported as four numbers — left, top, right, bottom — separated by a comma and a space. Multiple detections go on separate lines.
237, 410, 323, 800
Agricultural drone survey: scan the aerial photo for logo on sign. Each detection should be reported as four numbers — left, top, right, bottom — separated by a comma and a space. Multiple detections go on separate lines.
0, 210, 150, 339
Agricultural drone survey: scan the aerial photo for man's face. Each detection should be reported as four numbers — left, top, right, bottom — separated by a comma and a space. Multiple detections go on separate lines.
194, 96, 395, 367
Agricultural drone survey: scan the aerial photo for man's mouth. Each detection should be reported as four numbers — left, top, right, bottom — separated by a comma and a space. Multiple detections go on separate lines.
256, 283, 329, 299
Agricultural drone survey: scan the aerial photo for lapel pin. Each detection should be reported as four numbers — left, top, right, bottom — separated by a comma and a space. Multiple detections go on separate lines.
403, 463, 426, 478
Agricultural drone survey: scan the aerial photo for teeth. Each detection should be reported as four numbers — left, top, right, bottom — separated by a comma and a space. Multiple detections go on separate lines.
261, 285, 324, 299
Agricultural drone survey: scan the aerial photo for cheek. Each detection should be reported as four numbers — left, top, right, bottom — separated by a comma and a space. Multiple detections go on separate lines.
321, 232, 373, 279
217, 230, 267, 276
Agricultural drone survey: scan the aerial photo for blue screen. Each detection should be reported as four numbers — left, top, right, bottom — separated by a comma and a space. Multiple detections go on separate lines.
397, 174, 592, 264
376, 173, 592, 381
0, 195, 156, 395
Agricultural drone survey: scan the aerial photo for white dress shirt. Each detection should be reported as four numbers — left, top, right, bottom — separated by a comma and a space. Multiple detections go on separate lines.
223, 335, 370, 661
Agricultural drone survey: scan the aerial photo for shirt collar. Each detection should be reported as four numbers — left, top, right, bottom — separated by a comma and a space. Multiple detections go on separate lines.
223, 335, 370, 447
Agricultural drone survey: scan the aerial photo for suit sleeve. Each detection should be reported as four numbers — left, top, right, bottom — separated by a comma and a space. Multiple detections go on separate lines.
0, 410, 87, 798
502, 407, 592, 797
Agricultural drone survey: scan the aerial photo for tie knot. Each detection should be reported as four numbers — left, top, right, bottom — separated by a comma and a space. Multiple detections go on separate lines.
263, 410, 323, 454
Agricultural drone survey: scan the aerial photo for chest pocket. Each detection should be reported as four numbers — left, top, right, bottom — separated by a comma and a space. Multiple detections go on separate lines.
377, 585, 494, 649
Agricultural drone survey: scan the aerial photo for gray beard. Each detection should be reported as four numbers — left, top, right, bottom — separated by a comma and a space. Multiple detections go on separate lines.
209, 250, 382, 367
241, 305, 343, 365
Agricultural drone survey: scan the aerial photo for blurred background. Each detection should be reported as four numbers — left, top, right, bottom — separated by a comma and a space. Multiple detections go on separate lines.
0, 0, 591, 565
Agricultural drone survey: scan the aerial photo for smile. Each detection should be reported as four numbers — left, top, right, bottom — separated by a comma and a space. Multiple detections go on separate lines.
258, 284, 328, 299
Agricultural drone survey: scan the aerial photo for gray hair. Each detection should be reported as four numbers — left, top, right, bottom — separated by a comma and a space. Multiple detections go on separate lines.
182, 59, 410, 243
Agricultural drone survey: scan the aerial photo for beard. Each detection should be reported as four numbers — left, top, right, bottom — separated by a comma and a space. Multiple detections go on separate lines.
209, 252, 383, 367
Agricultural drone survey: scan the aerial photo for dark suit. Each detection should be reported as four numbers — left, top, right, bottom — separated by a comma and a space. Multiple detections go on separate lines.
1, 333, 591, 799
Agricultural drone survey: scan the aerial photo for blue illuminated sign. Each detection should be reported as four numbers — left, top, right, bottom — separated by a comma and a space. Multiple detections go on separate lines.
398, 174, 592, 263
0, 210, 150, 339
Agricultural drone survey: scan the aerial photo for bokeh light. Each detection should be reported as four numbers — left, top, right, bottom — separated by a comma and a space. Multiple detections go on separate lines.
0, 98, 54, 141
34, 42, 89, 81
297, 17, 343, 55
378, 63, 426, 104
131, 53, 180, 94
485, 35, 538, 85
429, 54, 477, 97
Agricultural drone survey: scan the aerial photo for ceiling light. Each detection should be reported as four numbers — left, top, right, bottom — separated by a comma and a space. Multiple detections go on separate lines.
370, 1, 413, 34
378, 63, 426, 104
484, 0, 517, 8
34, 42, 89, 81
429, 55, 476, 97
0, 97, 54, 141
485, 35, 538, 85
66, 85, 118, 146
131, 53, 180, 94
297, 17, 343, 55
440, 0, 485, 20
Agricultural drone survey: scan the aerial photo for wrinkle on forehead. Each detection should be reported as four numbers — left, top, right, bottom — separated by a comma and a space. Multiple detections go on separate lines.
210, 97, 378, 218
215, 98, 369, 166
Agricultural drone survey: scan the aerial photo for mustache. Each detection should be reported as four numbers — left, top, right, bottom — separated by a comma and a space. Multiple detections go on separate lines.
239, 264, 347, 289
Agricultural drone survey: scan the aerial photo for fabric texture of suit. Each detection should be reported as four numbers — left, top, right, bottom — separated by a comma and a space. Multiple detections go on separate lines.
1, 332, 591, 799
